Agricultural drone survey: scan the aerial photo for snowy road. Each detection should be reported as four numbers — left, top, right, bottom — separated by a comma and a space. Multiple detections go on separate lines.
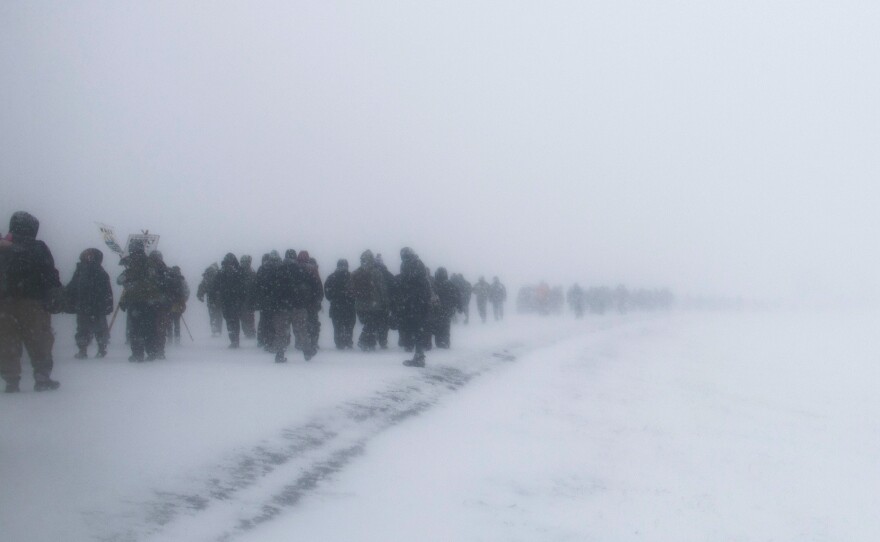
2, 310, 879, 541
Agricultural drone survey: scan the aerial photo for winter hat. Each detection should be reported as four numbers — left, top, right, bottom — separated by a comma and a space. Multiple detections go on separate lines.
222, 253, 238, 266
400, 247, 416, 262
337, 259, 348, 270
9, 211, 39, 238
80, 248, 104, 264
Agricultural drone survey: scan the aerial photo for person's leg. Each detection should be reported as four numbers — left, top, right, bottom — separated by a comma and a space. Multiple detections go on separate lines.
271, 311, 291, 362
18, 300, 58, 387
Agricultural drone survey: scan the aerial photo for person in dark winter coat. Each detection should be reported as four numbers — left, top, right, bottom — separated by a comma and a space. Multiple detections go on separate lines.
66, 248, 114, 358
266, 249, 323, 362
432, 267, 458, 348
324, 259, 356, 349
197, 263, 222, 336
297, 251, 323, 349
254, 252, 279, 349
0, 212, 63, 392
166, 266, 190, 343
472, 276, 490, 323
374, 253, 395, 348
239, 255, 257, 340
350, 250, 389, 351
450, 273, 472, 324
397, 247, 431, 367
489, 276, 507, 321
119, 240, 165, 362
149, 251, 172, 358
216, 253, 245, 348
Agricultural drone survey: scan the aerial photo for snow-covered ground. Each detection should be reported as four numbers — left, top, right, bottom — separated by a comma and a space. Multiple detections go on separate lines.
2, 308, 879, 541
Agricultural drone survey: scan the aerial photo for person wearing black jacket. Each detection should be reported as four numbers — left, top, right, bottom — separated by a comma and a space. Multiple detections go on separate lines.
264, 250, 323, 362
119, 240, 165, 361
298, 251, 324, 349
196, 263, 222, 336
149, 251, 172, 359
451, 273, 473, 324
166, 266, 189, 344
66, 248, 114, 359
397, 247, 431, 367
216, 253, 245, 348
0, 212, 63, 392
374, 254, 395, 349
432, 267, 458, 349
254, 252, 278, 350
239, 255, 257, 339
324, 259, 355, 349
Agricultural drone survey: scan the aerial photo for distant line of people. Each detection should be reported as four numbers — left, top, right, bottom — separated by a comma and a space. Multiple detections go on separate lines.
0, 210, 511, 393
517, 282, 675, 317
195, 247, 507, 368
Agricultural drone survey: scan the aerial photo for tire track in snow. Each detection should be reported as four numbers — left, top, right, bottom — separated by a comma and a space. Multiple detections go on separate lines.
96, 346, 522, 542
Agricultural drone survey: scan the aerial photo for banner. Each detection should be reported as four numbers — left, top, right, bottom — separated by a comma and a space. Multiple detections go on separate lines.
96, 223, 125, 256
126, 233, 160, 255
96, 224, 160, 256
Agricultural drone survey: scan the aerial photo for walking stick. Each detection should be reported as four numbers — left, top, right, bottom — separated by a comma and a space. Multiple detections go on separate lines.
108, 301, 121, 333
181, 314, 195, 342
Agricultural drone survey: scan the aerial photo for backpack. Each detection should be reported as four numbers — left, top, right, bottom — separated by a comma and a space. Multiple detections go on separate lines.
0, 238, 34, 299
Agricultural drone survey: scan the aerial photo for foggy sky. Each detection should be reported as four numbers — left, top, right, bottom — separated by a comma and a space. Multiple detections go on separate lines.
2, 1, 879, 303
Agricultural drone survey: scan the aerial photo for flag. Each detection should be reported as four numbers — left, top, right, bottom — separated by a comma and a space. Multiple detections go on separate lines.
96, 223, 125, 256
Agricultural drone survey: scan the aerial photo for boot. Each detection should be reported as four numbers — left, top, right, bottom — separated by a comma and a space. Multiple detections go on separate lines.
275, 351, 287, 363
74, 346, 88, 359
4, 381, 20, 393
403, 353, 426, 368
34, 378, 61, 392
96, 346, 107, 359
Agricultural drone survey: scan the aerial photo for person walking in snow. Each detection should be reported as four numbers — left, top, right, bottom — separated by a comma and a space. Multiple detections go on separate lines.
350, 250, 389, 351
216, 253, 245, 348
119, 240, 165, 361
297, 251, 323, 349
374, 253, 395, 349
489, 276, 507, 321
270, 249, 323, 362
472, 276, 490, 323
254, 252, 279, 350
148, 251, 172, 359
65, 248, 114, 359
432, 267, 459, 348
450, 273, 472, 324
239, 254, 257, 340
397, 247, 431, 367
166, 266, 189, 344
0, 211, 63, 392
197, 263, 223, 336
324, 258, 356, 349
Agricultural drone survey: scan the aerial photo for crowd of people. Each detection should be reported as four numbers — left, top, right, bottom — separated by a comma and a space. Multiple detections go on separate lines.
516, 282, 675, 317
192, 248, 504, 367
0, 211, 510, 393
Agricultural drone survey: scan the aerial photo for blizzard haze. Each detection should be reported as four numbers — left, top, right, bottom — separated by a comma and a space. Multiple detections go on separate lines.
2, 1, 879, 302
